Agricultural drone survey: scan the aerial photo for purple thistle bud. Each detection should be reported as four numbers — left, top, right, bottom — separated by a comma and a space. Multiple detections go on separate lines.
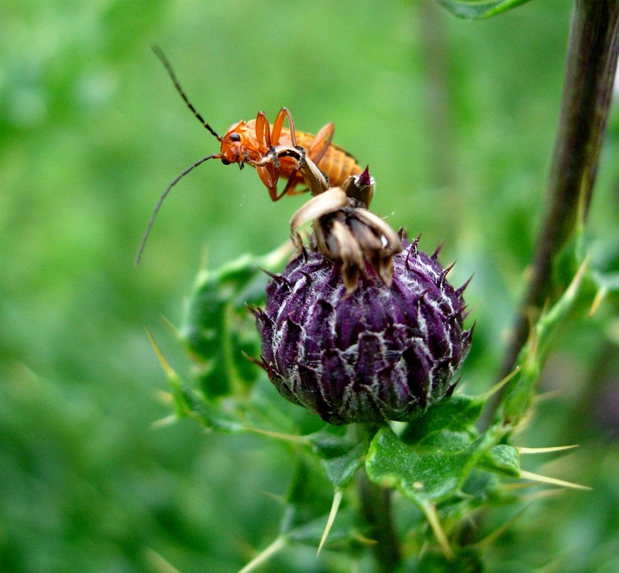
255, 238, 473, 425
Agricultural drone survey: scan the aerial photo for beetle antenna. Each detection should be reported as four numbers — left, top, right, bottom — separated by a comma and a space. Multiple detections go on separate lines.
152, 45, 223, 141
135, 154, 220, 265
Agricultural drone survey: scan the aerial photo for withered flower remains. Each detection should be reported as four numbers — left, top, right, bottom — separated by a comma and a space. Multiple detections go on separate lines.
253, 151, 472, 425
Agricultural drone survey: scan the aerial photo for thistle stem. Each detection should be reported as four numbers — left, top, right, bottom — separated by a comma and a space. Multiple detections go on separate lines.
355, 424, 402, 573
497, 0, 619, 383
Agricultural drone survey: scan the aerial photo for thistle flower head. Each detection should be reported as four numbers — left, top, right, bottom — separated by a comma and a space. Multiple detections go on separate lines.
254, 234, 473, 425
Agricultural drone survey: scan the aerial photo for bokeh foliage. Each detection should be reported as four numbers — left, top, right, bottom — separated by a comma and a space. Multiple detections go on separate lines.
1, 0, 619, 571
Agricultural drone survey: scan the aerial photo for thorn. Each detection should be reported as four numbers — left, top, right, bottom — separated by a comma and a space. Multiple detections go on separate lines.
151, 415, 178, 429
455, 274, 474, 297
533, 390, 561, 403
462, 303, 479, 321
431, 240, 443, 261
241, 350, 267, 371
438, 261, 456, 287
410, 233, 421, 256
445, 376, 461, 397
423, 502, 454, 560
258, 355, 278, 378
244, 426, 309, 444
519, 488, 567, 503
246, 304, 272, 326
159, 314, 182, 338
564, 254, 590, 302
518, 469, 591, 491
300, 270, 313, 285
447, 306, 467, 322
405, 246, 416, 268
155, 389, 173, 405
461, 320, 476, 344
517, 445, 579, 454
476, 505, 530, 549
496, 482, 539, 492
298, 244, 308, 263
146, 328, 178, 381
237, 536, 287, 573
589, 287, 607, 317
262, 269, 292, 289
317, 489, 344, 556
145, 549, 184, 573
480, 363, 521, 400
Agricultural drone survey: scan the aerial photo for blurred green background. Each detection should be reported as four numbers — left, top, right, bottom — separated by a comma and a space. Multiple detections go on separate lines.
2, 0, 619, 571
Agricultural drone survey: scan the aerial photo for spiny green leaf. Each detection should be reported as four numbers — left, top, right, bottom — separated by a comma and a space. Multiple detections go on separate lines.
367, 422, 508, 509
402, 394, 485, 444
307, 425, 369, 489
187, 395, 245, 432
418, 429, 478, 452
281, 456, 334, 534
499, 258, 589, 424
367, 426, 479, 505
435, 0, 533, 20
167, 376, 245, 432
476, 444, 520, 478
181, 247, 290, 399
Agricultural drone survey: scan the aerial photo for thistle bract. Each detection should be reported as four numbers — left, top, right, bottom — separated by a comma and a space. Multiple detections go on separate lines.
255, 236, 473, 425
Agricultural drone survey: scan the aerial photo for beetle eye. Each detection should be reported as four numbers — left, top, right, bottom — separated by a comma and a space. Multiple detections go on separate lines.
221, 158, 231, 165
228, 132, 241, 142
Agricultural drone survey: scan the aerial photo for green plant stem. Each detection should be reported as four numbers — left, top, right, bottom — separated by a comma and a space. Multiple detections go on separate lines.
355, 424, 401, 573
357, 467, 401, 573
497, 0, 619, 384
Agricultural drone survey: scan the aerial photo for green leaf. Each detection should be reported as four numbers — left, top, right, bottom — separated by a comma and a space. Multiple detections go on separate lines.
499, 258, 589, 424
172, 377, 244, 432
366, 420, 509, 509
183, 391, 245, 432
402, 394, 485, 444
366, 426, 480, 506
307, 425, 369, 489
148, 329, 245, 432
181, 246, 291, 399
281, 456, 334, 534
435, 0, 533, 20
476, 444, 520, 478
418, 429, 478, 452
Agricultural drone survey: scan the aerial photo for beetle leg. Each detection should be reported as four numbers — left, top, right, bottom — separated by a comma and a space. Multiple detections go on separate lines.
278, 142, 306, 198
309, 122, 334, 164
256, 165, 274, 188
270, 108, 285, 146
282, 108, 298, 147
255, 111, 272, 148
272, 146, 329, 197
275, 176, 300, 201
271, 107, 299, 150
255, 111, 283, 198
268, 145, 280, 171
255, 145, 279, 198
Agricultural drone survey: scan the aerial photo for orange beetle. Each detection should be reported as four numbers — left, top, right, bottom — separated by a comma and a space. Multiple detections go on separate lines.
137, 46, 362, 263
220, 108, 362, 200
